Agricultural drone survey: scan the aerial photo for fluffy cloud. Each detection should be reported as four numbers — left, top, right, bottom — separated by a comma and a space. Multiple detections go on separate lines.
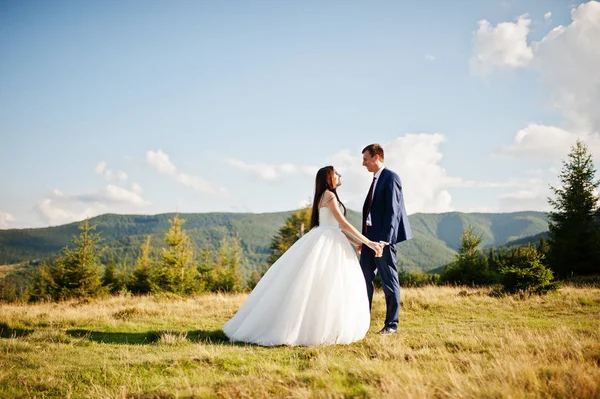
226, 158, 317, 181
95, 161, 128, 182
470, 15, 534, 75
532, 2, 600, 136
0, 212, 15, 228
544, 11, 552, 24
477, 1, 600, 162
498, 184, 552, 212
330, 134, 462, 214
35, 184, 150, 226
329, 135, 556, 214
147, 150, 227, 195
495, 123, 577, 160
146, 150, 177, 176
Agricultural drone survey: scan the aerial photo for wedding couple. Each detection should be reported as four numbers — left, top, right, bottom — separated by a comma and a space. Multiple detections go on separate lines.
223, 144, 412, 346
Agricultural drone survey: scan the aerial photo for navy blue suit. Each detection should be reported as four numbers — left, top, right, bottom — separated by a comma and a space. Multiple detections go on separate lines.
359, 167, 412, 330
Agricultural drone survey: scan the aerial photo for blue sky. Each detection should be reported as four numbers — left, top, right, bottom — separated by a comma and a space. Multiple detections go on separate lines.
1, 0, 599, 228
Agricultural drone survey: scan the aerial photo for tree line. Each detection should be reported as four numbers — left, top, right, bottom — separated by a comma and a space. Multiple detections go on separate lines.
438, 140, 599, 294
20, 215, 246, 302
1, 140, 598, 302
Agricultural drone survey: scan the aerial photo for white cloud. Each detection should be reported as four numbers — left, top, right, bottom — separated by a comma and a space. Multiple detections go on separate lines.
330, 134, 461, 214
0, 212, 15, 228
425, 54, 436, 61
132, 182, 143, 195
35, 185, 151, 226
328, 135, 556, 214
146, 149, 227, 195
544, 11, 552, 24
95, 161, 128, 182
479, 1, 600, 162
495, 123, 578, 160
470, 14, 534, 75
532, 1, 600, 136
458, 177, 545, 189
95, 161, 107, 175
498, 184, 552, 212
226, 158, 317, 181
146, 150, 177, 176
101, 185, 149, 207
525, 169, 543, 176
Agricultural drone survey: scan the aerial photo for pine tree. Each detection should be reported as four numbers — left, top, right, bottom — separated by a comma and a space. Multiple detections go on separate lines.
0, 277, 17, 302
151, 215, 201, 294
267, 207, 311, 266
548, 139, 600, 277
102, 257, 120, 294
197, 244, 213, 282
440, 226, 498, 285
28, 263, 56, 302
53, 219, 103, 299
537, 237, 550, 265
128, 236, 153, 294
204, 236, 243, 293
500, 247, 558, 295
224, 235, 244, 293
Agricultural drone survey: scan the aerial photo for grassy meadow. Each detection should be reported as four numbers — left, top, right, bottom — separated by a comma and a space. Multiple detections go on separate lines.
1, 286, 599, 398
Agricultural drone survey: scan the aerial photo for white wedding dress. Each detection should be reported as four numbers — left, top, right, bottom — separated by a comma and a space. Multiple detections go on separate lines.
223, 203, 371, 346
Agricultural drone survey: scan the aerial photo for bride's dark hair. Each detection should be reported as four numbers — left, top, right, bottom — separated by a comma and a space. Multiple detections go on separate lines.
310, 166, 346, 229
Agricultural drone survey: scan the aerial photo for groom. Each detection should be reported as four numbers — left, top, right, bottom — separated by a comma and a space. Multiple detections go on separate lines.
360, 144, 412, 335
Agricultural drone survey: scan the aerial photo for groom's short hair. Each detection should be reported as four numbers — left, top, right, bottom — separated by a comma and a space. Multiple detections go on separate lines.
362, 144, 384, 161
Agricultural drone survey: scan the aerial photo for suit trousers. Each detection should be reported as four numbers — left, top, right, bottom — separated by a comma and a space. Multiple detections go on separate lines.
360, 244, 400, 330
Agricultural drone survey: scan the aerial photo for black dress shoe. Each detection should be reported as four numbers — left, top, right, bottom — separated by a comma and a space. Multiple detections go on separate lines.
377, 327, 397, 335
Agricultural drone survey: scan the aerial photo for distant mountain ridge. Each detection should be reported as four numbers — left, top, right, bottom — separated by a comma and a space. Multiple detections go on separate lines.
0, 210, 549, 273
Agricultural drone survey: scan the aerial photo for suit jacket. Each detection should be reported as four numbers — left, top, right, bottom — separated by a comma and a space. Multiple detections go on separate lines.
362, 168, 412, 244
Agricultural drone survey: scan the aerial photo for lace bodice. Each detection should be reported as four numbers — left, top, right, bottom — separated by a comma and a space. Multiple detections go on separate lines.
318, 191, 340, 228
318, 207, 339, 228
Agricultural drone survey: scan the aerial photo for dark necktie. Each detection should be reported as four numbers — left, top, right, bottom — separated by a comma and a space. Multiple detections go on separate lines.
364, 176, 376, 232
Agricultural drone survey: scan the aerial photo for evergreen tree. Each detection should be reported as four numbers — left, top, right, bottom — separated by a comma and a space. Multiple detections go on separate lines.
102, 257, 120, 294
28, 263, 56, 302
0, 277, 17, 302
487, 247, 499, 271
440, 226, 498, 285
151, 215, 201, 294
548, 139, 600, 277
128, 236, 153, 294
204, 236, 244, 293
54, 219, 103, 299
500, 247, 559, 295
537, 237, 550, 265
197, 244, 213, 282
267, 207, 311, 266
224, 235, 244, 292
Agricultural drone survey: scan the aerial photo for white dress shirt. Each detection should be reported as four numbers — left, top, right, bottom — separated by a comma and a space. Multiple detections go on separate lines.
366, 165, 385, 227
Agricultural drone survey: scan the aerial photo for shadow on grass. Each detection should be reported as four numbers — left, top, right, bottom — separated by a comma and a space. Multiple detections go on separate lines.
67, 329, 161, 344
66, 328, 234, 345
0, 321, 34, 338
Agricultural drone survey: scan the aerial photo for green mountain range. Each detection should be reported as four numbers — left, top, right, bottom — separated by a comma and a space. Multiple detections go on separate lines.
0, 210, 548, 275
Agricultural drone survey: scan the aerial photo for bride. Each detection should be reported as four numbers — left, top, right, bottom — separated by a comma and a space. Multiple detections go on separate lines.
223, 166, 383, 346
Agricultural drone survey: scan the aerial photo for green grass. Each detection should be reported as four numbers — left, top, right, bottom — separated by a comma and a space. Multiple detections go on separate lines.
1, 286, 599, 398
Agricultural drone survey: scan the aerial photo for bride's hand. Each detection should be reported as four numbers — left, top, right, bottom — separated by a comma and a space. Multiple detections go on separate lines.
366, 241, 384, 257
351, 241, 362, 254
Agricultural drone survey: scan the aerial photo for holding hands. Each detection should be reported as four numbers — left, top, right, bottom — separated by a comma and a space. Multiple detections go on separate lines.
366, 241, 386, 257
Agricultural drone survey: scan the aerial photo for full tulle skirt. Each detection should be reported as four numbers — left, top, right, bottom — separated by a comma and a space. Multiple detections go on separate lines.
223, 226, 370, 346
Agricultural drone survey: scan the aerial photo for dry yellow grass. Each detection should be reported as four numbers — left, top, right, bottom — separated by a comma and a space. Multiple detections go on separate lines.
1, 285, 599, 398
